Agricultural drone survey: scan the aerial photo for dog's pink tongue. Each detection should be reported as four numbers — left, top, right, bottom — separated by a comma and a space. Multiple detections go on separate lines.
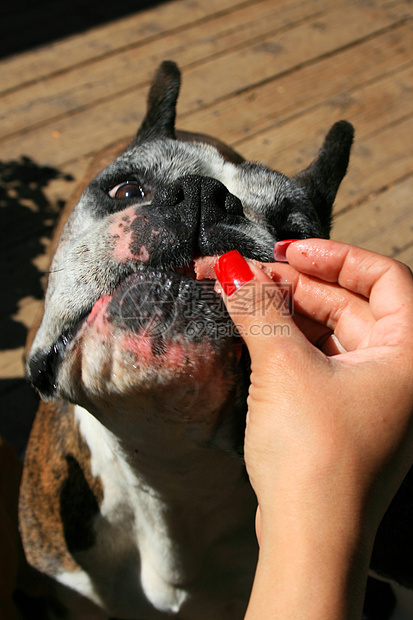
193, 255, 219, 280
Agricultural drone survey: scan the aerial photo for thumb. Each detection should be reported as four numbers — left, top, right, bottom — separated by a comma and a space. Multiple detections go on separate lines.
214, 251, 307, 361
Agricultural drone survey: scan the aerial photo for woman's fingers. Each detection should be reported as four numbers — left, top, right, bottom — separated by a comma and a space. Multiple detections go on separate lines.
258, 261, 375, 351
214, 241, 413, 357
291, 275, 374, 351
291, 313, 345, 355
283, 239, 413, 347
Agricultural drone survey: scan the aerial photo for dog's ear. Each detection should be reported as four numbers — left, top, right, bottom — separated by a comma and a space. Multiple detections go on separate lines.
135, 61, 181, 142
293, 121, 354, 234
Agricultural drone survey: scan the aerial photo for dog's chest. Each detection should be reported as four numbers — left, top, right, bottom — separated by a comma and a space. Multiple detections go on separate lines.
66, 405, 257, 618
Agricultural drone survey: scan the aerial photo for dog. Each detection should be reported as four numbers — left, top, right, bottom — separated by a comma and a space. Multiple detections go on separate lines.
20, 61, 412, 619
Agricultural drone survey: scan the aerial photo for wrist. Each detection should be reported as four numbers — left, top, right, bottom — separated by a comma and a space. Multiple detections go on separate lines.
246, 488, 373, 620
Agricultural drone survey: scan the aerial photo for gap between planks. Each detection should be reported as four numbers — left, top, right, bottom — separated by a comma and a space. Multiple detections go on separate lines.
0, 0, 342, 140
1, 1, 411, 168
0, 0, 260, 94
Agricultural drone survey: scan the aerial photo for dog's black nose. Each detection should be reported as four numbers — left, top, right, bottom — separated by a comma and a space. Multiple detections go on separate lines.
147, 174, 245, 259
155, 174, 243, 218
187, 174, 243, 220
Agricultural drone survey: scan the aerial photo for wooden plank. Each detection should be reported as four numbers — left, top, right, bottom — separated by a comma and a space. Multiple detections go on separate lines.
176, 0, 410, 114
1, 0, 410, 167
239, 112, 413, 212
0, 291, 53, 382
235, 63, 413, 175
331, 177, 413, 269
241, 115, 413, 206
179, 23, 413, 146
0, 0, 332, 140
0, 0, 251, 94
395, 244, 413, 268
329, 117, 413, 213
40, 158, 93, 214
0, 347, 26, 379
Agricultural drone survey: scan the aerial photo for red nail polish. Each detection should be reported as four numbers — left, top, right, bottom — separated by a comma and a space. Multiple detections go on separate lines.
214, 250, 254, 296
273, 239, 300, 262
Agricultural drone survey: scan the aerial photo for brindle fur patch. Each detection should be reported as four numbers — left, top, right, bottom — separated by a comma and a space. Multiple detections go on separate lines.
19, 400, 103, 575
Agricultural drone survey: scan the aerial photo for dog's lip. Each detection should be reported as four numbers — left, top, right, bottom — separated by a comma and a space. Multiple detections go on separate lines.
176, 255, 219, 282
58, 257, 222, 356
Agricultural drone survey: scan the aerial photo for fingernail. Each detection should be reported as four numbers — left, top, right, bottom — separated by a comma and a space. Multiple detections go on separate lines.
214, 250, 254, 297
273, 239, 300, 262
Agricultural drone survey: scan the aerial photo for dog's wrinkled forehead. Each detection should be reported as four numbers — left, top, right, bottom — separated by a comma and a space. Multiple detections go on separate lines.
108, 139, 226, 182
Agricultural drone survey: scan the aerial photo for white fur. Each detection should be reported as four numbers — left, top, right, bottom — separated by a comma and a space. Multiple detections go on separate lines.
71, 404, 189, 617
55, 570, 105, 617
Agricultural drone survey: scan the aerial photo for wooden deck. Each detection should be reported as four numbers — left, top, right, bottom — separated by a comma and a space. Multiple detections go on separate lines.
1, 0, 412, 454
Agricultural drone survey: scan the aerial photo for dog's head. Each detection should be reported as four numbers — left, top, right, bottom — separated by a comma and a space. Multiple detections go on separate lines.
27, 61, 353, 445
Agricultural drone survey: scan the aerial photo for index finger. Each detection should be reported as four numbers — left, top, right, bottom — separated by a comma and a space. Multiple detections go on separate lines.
286, 239, 413, 322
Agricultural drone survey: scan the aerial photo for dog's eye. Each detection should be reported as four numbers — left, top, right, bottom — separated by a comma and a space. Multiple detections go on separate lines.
109, 181, 149, 200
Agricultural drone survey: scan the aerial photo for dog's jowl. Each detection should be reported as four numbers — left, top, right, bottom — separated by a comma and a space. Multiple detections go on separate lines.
20, 61, 412, 619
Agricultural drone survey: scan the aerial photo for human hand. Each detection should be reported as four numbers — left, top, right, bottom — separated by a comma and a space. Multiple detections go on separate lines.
214, 240, 413, 618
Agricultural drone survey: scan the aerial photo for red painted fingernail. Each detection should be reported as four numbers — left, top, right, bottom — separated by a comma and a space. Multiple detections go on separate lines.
214, 250, 254, 297
273, 239, 300, 262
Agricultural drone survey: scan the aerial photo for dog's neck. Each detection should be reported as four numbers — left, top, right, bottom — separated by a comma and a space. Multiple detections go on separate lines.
73, 403, 257, 615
